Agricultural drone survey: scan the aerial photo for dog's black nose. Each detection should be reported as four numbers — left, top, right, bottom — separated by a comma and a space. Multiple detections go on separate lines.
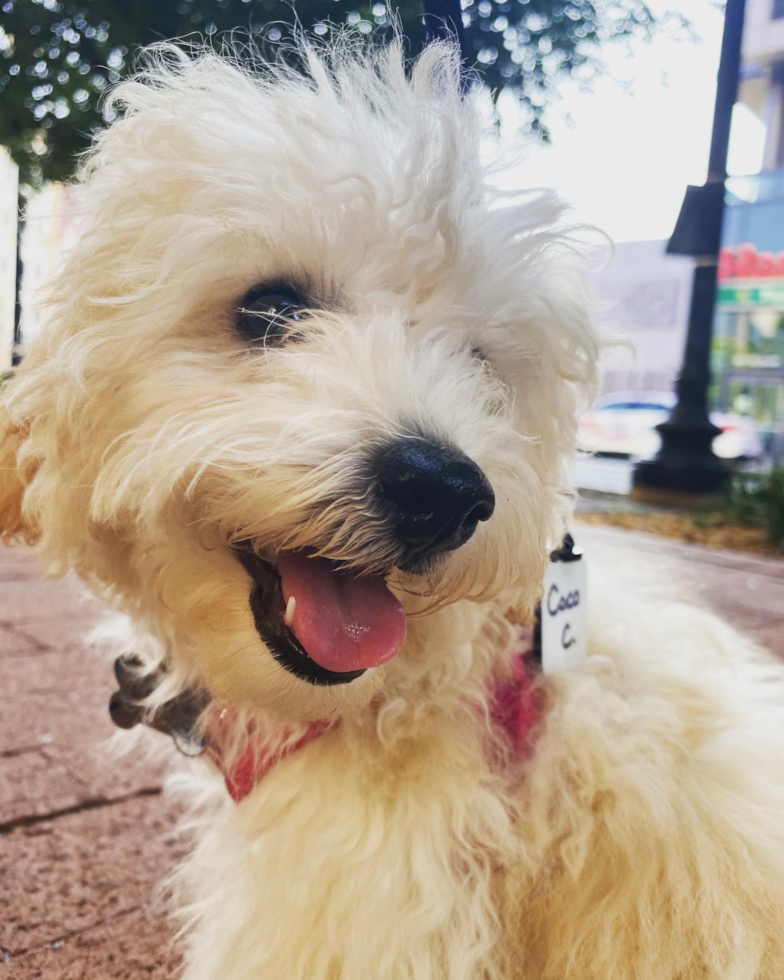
378, 439, 495, 559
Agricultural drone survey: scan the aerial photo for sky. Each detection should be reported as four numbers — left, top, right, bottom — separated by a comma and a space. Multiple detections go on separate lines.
492, 0, 766, 243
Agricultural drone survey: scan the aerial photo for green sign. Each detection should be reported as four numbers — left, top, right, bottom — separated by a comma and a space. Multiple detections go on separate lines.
717, 281, 784, 308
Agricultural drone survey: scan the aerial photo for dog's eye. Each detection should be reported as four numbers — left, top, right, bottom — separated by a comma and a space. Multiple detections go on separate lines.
236, 286, 308, 346
471, 347, 489, 363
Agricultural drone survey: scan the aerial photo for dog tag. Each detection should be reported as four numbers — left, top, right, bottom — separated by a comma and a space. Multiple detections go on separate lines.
540, 543, 587, 675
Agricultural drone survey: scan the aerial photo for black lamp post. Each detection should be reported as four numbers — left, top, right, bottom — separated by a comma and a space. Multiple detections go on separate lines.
632, 0, 747, 498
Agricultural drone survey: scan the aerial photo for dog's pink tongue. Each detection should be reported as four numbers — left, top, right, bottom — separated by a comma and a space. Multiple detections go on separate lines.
277, 554, 406, 673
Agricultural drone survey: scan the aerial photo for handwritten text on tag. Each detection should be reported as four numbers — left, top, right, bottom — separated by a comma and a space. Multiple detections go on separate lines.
541, 557, 588, 675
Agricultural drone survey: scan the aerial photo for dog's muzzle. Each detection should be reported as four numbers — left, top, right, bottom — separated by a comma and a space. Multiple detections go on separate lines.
376, 438, 495, 563
230, 439, 494, 688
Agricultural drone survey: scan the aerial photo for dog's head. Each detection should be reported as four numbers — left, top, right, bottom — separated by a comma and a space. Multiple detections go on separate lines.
0, 41, 599, 719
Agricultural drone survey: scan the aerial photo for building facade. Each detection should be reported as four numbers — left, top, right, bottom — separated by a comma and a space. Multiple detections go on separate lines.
741, 0, 784, 170
714, 0, 784, 456
593, 240, 694, 396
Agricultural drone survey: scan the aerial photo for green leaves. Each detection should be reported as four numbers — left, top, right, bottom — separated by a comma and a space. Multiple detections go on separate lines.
0, 0, 675, 187
729, 468, 784, 547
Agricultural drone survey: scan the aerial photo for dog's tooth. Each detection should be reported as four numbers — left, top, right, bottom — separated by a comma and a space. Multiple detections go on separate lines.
284, 596, 296, 628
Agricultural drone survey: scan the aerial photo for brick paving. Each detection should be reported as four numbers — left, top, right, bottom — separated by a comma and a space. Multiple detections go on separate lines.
1, 528, 783, 978
1, 550, 185, 979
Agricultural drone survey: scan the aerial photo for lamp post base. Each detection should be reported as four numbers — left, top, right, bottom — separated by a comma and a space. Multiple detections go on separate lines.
632, 417, 731, 497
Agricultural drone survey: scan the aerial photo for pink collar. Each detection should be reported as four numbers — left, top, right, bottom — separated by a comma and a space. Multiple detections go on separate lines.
488, 650, 541, 758
217, 652, 541, 804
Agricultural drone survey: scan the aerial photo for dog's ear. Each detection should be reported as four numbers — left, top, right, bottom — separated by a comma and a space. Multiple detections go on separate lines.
0, 401, 30, 543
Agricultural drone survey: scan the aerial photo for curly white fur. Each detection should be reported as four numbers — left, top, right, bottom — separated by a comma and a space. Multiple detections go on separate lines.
2, 38, 784, 980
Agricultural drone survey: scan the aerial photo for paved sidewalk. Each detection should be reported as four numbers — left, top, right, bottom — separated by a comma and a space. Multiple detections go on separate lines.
0, 549, 185, 979
577, 523, 784, 658
1, 528, 783, 978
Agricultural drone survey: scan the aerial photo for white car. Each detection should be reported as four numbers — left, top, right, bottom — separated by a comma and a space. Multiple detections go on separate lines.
578, 391, 763, 460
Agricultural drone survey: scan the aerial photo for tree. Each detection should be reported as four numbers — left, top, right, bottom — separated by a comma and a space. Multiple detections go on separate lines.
0, 0, 690, 188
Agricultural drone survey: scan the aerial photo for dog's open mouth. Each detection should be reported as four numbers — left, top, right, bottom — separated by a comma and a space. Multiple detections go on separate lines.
236, 548, 407, 686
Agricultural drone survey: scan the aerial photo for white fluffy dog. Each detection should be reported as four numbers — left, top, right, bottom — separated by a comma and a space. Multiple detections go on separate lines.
2, 39, 784, 980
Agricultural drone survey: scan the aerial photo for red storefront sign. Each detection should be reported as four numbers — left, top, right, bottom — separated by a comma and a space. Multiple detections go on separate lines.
719, 243, 784, 282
